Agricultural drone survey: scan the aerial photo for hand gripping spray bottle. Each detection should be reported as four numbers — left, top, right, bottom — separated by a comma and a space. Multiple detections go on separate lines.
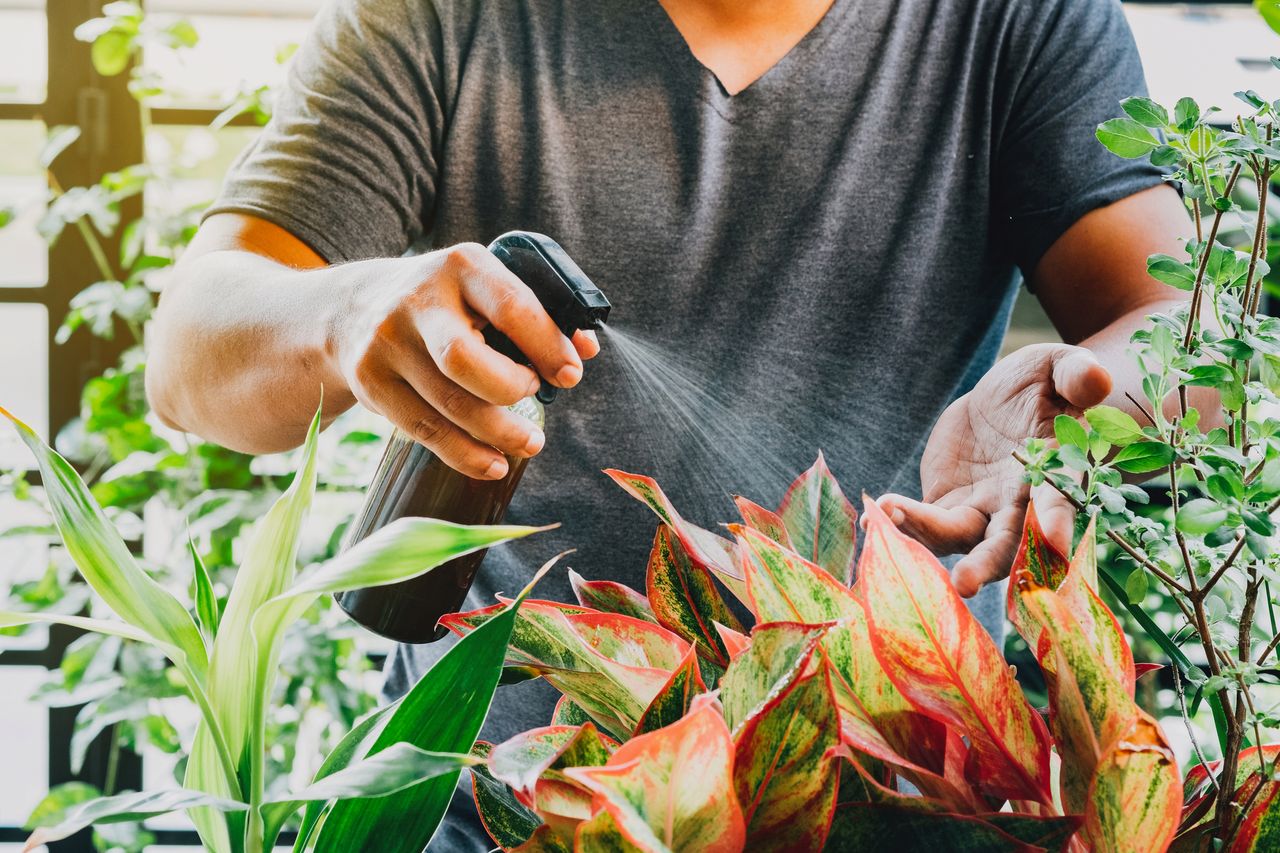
336, 232, 611, 643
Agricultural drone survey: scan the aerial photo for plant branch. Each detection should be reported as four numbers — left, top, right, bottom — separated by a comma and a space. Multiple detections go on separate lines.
1185, 163, 1242, 350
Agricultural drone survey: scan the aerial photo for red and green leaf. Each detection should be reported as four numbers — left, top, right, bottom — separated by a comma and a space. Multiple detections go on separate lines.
1007, 501, 1070, 653
732, 666, 840, 852
489, 725, 614, 797
569, 570, 656, 624
857, 498, 1053, 805
646, 525, 743, 668
471, 742, 542, 851
715, 622, 751, 661
1229, 779, 1280, 853
604, 469, 747, 603
572, 809, 646, 853
719, 621, 828, 734
1055, 525, 1136, 696
1020, 587, 1139, 814
565, 695, 745, 853
1085, 710, 1181, 853
633, 645, 706, 735
776, 453, 859, 584
734, 496, 796, 550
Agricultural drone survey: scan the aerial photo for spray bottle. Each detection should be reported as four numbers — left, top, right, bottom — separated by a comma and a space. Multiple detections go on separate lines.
335, 231, 611, 643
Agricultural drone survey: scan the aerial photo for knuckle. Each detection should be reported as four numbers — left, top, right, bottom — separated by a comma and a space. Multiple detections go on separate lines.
434, 335, 469, 377
436, 383, 474, 418
410, 412, 451, 448
442, 242, 486, 275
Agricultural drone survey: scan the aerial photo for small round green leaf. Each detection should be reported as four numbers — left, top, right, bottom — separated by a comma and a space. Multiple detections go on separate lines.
1125, 568, 1149, 605
1085, 405, 1145, 447
1121, 97, 1169, 128
1111, 440, 1176, 474
1176, 499, 1229, 535
1053, 414, 1089, 451
1096, 118, 1160, 159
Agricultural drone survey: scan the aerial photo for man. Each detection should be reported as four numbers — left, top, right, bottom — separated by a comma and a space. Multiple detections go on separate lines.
147, 0, 1191, 846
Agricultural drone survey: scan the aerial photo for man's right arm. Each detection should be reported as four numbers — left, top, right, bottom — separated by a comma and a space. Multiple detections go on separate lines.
146, 212, 597, 480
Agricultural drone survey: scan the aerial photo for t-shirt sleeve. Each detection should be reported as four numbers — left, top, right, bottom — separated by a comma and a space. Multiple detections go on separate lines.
205, 0, 445, 263
990, 0, 1166, 277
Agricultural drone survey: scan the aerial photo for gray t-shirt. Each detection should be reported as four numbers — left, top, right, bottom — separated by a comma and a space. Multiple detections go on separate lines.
209, 0, 1160, 846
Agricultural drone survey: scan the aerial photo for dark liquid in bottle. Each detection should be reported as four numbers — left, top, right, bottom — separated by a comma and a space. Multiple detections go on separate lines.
335, 431, 531, 643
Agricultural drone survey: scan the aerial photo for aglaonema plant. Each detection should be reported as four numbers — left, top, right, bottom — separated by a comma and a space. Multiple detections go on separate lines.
1017, 78, 1280, 850
445, 457, 1180, 852
2, 402, 550, 853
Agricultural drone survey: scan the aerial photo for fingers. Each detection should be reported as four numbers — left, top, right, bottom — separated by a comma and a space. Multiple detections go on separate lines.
951, 505, 1025, 598
1032, 482, 1076, 556
417, 307, 541, 406
875, 495, 988, 556
397, 354, 545, 459
373, 377, 511, 480
447, 245, 584, 388
573, 329, 601, 360
1050, 347, 1112, 410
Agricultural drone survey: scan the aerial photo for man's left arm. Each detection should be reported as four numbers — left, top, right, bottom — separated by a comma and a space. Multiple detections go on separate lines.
880, 183, 1194, 595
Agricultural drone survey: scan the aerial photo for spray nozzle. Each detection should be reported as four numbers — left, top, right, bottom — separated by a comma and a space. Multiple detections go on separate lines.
485, 231, 612, 404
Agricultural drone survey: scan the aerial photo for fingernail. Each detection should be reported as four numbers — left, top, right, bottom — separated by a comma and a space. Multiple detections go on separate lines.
484, 457, 509, 480
523, 429, 545, 456
555, 363, 582, 387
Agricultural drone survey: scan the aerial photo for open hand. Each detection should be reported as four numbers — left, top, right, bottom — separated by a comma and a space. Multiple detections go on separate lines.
877, 344, 1112, 597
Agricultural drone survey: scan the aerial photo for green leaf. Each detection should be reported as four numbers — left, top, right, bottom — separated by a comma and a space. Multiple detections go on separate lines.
1096, 118, 1160, 158
1121, 97, 1169, 128
1111, 441, 1176, 474
90, 29, 134, 77
1124, 568, 1149, 605
1258, 0, 1280, 36
25, 789, 246, 848
1176, 499, 1230, 536
0, 408, 208, 679
1146, 254, 1197, 291
1174, 97, 1201, 133
776, 453, 859, 584
1085, 406, 1145, 447
1053, 415, 1089, 451
469, 744, 540, 850
291, 704, 396, 851
310, 556, 559, 853
25, 782, 101, 831
188, 534, 220, 645
261, 744, 478, 836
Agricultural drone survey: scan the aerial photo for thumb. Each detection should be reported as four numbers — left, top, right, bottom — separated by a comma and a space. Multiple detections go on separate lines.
1050, 347, 1112, 410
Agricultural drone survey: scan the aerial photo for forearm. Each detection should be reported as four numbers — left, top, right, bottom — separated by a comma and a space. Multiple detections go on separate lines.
147, 250, 358, 454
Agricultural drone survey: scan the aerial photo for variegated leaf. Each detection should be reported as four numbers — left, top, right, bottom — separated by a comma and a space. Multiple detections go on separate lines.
858, 498, 1053, 805
1020, 587, 1138, 815
733, 496, 796, 550
603, 469, 748, 604
719, 622, 828, 735
1228, 778, 1280, 853
566, 695, 745, 853
471, 742, 542, 851
1007, 501, 1070, 655
515, 824, 574, 852
573, 810, 647, 852
1055, 524, 1135, 696
490, 724, 614, 797
569, 570, 657, 624
776, 453, 858, 584
715, 622, 751, 661
647, 525, 743, 668
733, 666, 839, 852
552, 697, 593, 728
634, 645, 707, 735
1085, 710, 1180, 853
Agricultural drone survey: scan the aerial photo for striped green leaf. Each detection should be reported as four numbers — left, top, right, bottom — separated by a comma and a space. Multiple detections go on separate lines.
776, 453, 858, 584
634, 644, 707, 735
646, 525, 742, 668
569, 570, 657, 623
24, 789, 246, 851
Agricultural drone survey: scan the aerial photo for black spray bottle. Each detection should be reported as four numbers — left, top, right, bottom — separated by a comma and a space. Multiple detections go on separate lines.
335, 232, 611, 643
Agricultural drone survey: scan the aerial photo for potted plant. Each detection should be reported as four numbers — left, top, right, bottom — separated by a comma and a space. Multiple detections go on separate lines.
4, 404, 549, 853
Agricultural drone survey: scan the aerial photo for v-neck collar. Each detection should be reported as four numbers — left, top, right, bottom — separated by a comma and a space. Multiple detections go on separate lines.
641, 0, 856, 120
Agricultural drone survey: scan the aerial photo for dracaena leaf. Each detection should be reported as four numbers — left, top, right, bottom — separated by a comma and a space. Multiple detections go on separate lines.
776, 453, 858, 584
733, 495, 795, 550
634, 644, 707, 735
604, 469, 748, 603
1085, 711, 1180, 853
858, 498, 1053, 805
259, 744, 478, 836
569, 569, 657, 623
732, 666, 840, 852
23, 789, 246, 851
310, 555, 561, 853
0, 407, 208, 681
565, 695, 745, 853
647, 525, 743, 668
